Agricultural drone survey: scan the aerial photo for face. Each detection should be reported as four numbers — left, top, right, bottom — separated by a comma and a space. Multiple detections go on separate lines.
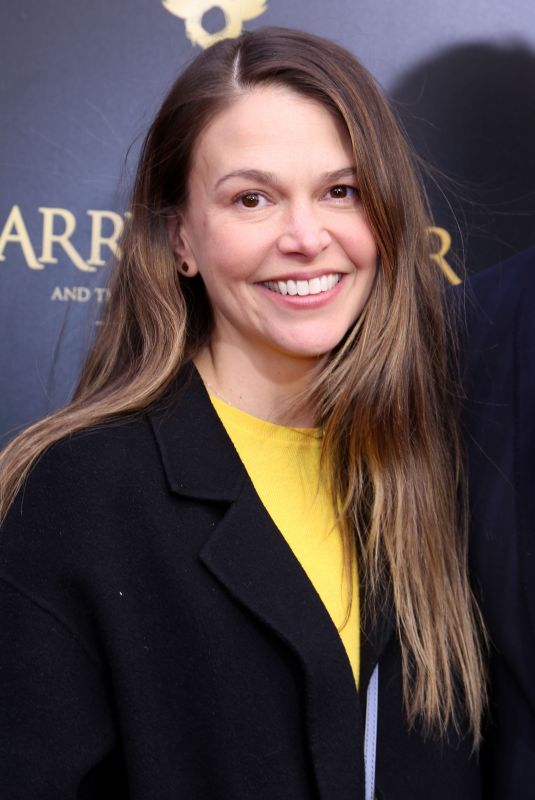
171, 86, 377, 376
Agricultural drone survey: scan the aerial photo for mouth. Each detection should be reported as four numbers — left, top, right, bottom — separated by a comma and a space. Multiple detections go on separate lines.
262, 273, 342, 297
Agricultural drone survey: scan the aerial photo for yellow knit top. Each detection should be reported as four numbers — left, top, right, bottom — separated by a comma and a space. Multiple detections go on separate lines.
210, 395, 360, 687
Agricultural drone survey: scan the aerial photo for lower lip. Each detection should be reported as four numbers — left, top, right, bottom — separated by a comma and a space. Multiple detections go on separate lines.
256, 276, 346, 309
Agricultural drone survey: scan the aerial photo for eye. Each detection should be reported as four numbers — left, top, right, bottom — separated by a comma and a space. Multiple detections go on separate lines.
325, 184, 359, 202
234, 192, 269, 209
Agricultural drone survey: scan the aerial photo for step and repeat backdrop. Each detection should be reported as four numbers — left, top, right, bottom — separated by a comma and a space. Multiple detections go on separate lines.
2, 0, 535, 443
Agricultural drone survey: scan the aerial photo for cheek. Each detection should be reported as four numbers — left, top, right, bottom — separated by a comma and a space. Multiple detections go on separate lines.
204, 219, 247, 259
354, 225, 378, 270
205, 225, 272, 278
332, 214, 377, 266
345, 241, 377, 277
197, 249, 247, 300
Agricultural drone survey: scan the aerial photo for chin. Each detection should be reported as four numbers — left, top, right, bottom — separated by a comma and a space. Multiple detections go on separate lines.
279, 342, 339, 361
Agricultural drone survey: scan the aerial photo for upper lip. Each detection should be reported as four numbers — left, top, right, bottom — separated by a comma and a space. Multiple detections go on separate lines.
259, 270, 345, 282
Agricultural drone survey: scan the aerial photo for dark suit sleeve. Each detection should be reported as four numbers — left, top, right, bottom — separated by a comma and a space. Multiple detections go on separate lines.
0, 433, 129, 799
462, 248, 535, 798
0, 576, 122, 799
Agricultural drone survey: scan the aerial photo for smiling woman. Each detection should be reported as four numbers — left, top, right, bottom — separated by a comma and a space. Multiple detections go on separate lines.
168, 85, 377, 420
0, 27, 486, 800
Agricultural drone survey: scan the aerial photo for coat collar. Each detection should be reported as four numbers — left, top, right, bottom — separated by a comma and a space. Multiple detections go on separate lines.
149, 364, 395, 799
149, 364, 245, 502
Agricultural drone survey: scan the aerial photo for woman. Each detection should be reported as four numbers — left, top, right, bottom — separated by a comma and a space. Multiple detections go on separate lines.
0, 27, 486, 799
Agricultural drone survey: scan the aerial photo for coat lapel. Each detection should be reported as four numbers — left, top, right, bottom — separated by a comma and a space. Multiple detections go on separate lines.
359, 583, 395, 696
200, 477, 364, 799
149, 365, 394, 799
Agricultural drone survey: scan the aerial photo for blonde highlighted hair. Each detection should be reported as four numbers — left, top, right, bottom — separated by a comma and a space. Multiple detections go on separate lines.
0, 27, 486, 742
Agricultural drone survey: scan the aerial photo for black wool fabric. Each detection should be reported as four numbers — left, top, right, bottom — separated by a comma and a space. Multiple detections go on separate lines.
0, 366, 481, 799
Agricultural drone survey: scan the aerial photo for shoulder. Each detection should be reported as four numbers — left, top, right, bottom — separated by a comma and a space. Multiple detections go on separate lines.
470, 246, 535, 292
0, 414, 165, 582
7, 415, 160, 514
463, 246, 535, 340
461, 249, 535, 547
449, 248, 535, 395
35, 413, 157, 476
0, 412, 175, 647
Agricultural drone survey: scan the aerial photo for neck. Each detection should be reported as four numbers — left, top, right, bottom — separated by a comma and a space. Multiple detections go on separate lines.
194, 342, 322, 428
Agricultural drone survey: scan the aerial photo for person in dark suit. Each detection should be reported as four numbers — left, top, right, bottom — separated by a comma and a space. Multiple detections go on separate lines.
462, 247, 535, 798
0, 28, 487, 798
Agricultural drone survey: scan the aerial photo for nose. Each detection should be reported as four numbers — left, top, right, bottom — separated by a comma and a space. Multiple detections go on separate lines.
277, 202, 331, 258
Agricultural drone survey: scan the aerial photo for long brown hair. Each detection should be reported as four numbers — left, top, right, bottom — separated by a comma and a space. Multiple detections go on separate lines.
0, 27, 486, 742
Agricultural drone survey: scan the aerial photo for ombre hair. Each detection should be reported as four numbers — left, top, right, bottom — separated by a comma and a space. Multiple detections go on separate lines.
0, 27, 486, 742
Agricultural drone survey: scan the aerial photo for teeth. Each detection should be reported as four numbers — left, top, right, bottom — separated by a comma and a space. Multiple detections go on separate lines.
263, 274, 342, 296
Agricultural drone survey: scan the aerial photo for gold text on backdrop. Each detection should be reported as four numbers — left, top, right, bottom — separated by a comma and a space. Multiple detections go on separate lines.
162, 0, 268, 49
0, 205, 125, 273
428, 227, 461, 286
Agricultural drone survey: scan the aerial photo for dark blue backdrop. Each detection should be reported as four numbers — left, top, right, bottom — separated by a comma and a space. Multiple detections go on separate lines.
2, 0, 535, 443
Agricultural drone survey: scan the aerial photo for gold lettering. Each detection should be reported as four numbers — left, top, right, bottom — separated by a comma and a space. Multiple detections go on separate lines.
428, 226, 461, 285
0, 205, 42, 269
76, 286, 92, 301
51, 286, 65, 300
87, 210, 124, 266
39, 207, 95, 273
51, 285, 109, 302
94, 287, 110, 303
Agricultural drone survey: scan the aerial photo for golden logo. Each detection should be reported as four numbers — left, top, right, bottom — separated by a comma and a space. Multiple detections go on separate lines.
162, 0, 268, 49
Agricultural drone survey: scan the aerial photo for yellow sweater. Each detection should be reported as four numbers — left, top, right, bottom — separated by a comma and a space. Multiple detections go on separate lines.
210, 395, 360, 687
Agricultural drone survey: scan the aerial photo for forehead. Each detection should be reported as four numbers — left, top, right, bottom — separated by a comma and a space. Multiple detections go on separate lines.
190, 86, 354, 179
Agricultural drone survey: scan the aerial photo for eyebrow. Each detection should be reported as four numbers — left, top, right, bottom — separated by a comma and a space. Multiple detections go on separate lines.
214, 166, 357, 190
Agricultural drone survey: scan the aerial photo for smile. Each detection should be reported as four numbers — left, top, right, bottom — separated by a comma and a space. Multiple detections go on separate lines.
262, 273, 342, 296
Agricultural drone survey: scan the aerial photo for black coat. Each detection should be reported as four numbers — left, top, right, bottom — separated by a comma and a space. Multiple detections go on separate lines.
462, 247, 535, 799
0, 368, 481, 800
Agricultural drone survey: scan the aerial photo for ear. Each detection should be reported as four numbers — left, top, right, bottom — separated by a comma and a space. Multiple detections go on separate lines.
167, 213, 200, 277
